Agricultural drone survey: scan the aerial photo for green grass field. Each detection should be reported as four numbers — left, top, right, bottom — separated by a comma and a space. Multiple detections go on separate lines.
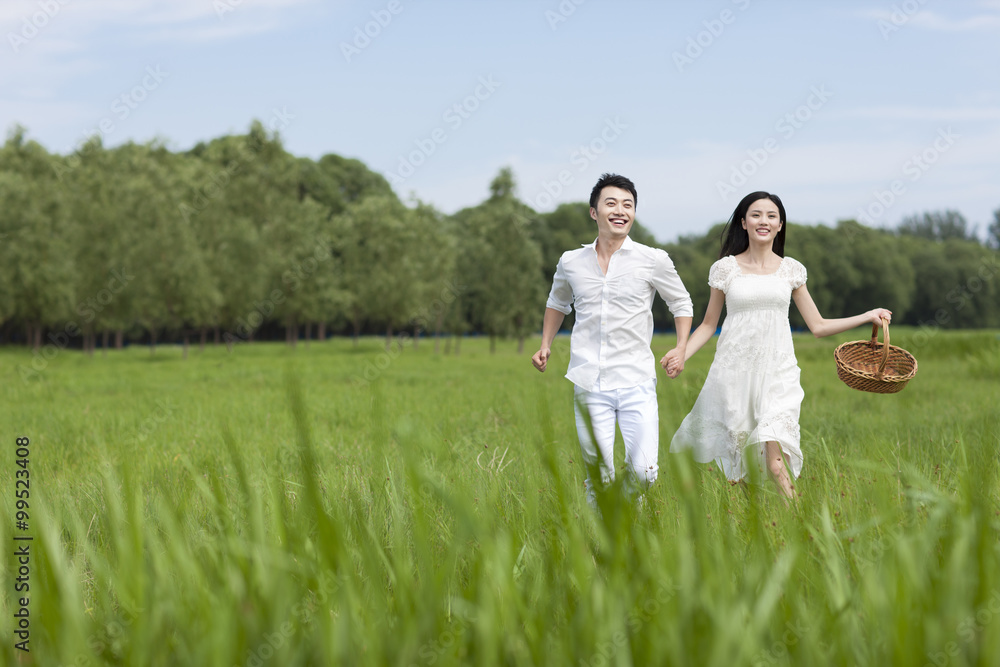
2, 329, 999, 666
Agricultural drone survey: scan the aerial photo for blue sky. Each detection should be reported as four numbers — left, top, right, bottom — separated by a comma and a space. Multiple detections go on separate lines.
2, 0, 999, 243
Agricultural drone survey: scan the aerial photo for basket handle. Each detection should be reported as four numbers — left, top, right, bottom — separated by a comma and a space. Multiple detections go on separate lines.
867, 317, 890, 378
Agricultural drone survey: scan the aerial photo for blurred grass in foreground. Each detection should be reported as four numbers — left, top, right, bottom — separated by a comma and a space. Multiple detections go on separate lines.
1, 329, 998, 666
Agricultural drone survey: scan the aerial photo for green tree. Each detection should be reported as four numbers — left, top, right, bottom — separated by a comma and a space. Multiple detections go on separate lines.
899, 210, 977, 242
337, 195, 421, 348
297, 153, 395, 217
489, 166, 517, 200
988, 207, 1000, 249
266, 197, 342, 346
789, 221, 914, 326
122, 142, 218, 354
186, 122, 299, 346
62, 138, 125, 354
405, 202, 458, 351
934, 240, 999, 328
535, 202, 594, 282
457, 169, 545, 353
0, 128, 75, 353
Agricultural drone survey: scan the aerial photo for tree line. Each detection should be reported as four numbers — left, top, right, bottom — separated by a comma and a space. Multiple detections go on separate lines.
1, 122, 998, 371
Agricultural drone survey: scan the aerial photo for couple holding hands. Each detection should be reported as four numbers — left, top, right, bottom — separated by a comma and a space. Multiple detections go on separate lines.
531, 173, 892, 504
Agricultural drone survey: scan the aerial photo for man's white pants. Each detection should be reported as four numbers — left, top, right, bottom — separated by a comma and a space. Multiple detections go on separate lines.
573, 378, 659, 507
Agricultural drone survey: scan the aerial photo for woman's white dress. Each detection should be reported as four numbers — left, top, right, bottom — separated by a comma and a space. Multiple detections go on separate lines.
670, 255, 807, 481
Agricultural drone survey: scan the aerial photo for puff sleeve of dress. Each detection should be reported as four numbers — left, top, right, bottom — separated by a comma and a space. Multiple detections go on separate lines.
784, 257, 808, 289
708, 256, 738, 293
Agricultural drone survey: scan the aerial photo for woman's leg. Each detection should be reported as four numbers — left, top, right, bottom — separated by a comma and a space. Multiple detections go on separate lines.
765, 440, 795, 500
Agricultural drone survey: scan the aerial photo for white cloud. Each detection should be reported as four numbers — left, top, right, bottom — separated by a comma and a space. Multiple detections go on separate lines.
137, 20, 281, 44
0, 0, 316, 32
835, 106, 1000, 122
1, 0, 316, 60
859, 6, 1000, 32
0, 0, 315, 109
908, 9, 1000, 31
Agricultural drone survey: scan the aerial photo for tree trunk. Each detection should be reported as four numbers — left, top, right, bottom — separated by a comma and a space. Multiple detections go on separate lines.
102, 330, 109, 358
199, 328, 207, 352
115, 330, 124, 350
517, 335, 525, 354
85, 331, 94, 357
318, 321, 327, 342
454, 335, 461, 356
34, 324, 42, 352
304, 322, 311, 348
213, 326, 220, 345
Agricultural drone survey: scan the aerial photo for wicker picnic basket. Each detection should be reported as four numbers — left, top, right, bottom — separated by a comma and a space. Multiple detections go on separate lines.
833, 318, 917, 393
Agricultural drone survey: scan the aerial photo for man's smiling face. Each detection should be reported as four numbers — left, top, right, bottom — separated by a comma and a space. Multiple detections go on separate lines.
590, 186, 635, 240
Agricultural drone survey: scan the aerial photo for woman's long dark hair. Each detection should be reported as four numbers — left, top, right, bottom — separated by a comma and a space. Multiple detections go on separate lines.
718, 191, 787, 258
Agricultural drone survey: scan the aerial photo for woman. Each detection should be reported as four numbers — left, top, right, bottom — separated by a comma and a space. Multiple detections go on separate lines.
662, 192, 892, 499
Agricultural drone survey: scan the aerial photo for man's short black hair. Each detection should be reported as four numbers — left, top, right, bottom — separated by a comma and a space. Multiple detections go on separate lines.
589, 173, 637, 210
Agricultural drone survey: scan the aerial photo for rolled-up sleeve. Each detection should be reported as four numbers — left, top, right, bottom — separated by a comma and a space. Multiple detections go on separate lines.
545, 256, 574, 315
652, 250, 693, 318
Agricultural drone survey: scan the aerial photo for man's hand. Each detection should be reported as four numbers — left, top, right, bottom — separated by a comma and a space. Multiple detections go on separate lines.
660, 348, 685, 379
532, 347, 551, 372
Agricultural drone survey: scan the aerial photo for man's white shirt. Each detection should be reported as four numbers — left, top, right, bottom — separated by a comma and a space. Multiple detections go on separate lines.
545, 236, 693, 392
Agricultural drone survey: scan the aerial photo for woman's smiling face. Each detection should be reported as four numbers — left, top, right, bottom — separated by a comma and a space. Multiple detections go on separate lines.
742, 197, 782, 247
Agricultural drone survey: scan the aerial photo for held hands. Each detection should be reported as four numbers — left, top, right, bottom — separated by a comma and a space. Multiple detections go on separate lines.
868, 308, 893, 326
660, 347, 685, 379
532, 347, 551, 372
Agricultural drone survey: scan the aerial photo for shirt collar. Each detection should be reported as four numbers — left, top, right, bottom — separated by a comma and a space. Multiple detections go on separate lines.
583, 235, 635, 252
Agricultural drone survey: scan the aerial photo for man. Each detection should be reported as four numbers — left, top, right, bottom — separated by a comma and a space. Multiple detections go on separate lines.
532, 173, 693, 507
